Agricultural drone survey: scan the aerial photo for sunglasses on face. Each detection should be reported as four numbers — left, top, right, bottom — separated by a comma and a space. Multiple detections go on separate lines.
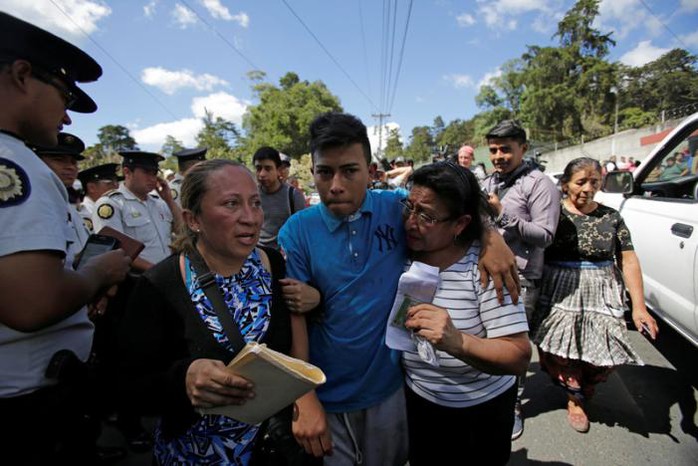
32, 68, 78, 109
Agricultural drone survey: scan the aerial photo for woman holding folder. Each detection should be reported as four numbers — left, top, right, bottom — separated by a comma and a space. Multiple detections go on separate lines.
118, 160, 320, 465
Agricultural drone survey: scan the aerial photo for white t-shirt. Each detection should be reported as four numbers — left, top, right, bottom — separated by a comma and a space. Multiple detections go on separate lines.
0, 132, 94, 397
402, 242, 529, 408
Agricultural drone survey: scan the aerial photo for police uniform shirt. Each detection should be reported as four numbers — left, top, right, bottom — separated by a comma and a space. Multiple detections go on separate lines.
170, 173, 183, 207
0, 132, 94, 397
92, 183, 173, 265
79, 196, 96, 232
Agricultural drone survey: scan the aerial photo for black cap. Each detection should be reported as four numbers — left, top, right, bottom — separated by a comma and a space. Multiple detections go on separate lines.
0, 12, 102, 113
78, 163, 122, 185
173, 147, 207, 163
119, 150, 165, 170
31, 132, 86, 160
486, 120, 527, 142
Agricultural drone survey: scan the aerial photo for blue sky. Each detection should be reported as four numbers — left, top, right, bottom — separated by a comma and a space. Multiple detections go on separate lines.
2, 0, 697, 153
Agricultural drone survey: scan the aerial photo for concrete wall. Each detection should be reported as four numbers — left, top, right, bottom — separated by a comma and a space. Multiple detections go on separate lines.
539, 119, 683, 173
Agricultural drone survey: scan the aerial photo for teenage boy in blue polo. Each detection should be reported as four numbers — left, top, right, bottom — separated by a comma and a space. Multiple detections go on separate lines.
279, 112, 519, 465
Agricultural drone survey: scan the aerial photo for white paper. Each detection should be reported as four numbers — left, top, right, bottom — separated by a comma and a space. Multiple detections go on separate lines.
385, 261, 440, 351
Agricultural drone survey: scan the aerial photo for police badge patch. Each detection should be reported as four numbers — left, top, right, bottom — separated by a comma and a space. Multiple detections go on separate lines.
97, 203, 114, 219
0, 158, 31, 207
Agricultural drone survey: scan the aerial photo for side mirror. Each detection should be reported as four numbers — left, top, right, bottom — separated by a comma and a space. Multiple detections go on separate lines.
602, 171, 634, 194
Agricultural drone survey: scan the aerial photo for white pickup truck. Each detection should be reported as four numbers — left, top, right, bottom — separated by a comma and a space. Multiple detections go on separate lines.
597, 112, 698, 347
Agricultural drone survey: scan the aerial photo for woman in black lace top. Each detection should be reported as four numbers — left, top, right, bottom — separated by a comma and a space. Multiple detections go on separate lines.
532, 157, 658, 434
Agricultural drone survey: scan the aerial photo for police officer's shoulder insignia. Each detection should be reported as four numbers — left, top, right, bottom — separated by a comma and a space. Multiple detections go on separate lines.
97, 203, 114, 219
0, 158, 31, 207
171, 188, 178, 200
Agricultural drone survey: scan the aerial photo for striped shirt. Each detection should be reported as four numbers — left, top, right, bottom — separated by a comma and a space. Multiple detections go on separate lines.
402, 242, 529, 408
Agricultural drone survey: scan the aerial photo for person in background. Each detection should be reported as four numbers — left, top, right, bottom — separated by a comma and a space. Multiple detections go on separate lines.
118, 159, 319, 465
170, 147, 207, 207
279, 152, 292, 184
253, 146, 306, 251
279, 112, 520, 465
0, 12, 130, 464
401, 162, 531, 465
532, 157, 658, 433
482, 119, 560, 441
78, 163, 121, 233
457, 144, 475, 169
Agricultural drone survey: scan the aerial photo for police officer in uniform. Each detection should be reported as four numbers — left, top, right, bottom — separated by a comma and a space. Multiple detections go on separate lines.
78, 163, 121, 233
31, 132, 91, 266
93, 150, 180, 271
0, 12, 131, 465
170, 146, 207, 206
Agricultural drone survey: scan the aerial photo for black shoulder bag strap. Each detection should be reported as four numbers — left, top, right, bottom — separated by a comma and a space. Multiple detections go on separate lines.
188, 247, 246, 355
287, 185, 296, 216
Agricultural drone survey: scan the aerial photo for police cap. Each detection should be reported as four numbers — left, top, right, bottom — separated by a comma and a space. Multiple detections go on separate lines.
0, 12, 102, 113
31, 132, 86, 160
78, 163, 122, 185
279, 153, 292, 167
119, 150, 165, 170
173, 147, 207, 164
485, 120, 527, 142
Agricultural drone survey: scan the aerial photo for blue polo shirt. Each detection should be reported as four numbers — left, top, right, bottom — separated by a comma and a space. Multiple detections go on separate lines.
278, 189, 408, 412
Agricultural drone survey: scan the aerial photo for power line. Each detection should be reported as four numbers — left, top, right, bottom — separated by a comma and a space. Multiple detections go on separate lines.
179, 0, 260, 70
385, 0, 399, 112
48, 0, 180, 120
387, 0, 413, 114
637, 0, 691, 51
280, 0, 377, 110
357, 0, 373, 103
380, 0, 390, 114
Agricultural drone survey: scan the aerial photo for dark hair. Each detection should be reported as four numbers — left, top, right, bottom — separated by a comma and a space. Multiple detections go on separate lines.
559, 157, 602, 189
309, 112, 371, 165
486, 119, 527, 145
171, 159, 250, 254
252, 146, 281, 167
409, 162, 484, 242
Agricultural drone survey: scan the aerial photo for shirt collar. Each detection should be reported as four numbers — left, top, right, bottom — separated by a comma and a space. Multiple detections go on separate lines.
319, 189, 375, 232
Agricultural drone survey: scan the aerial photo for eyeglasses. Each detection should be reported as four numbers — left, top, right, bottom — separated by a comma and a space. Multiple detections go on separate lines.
32, 68, 78, 109
400, 198, 450, 226
488, 145, 513, 155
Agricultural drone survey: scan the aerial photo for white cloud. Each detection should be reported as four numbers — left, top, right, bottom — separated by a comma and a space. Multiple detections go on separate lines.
141, 67, 228, 95
478, 0, 553, 30
172, 3, 197, 28
681, 30, 698, 47
620, 40, 670, 67
680, 0, 698, 12
200, 0, 249, 27
367, 122, 401, 155
443, 74, 474, 89
143, 0, 158, 18
477, 68, 502, 89
191, 92, 248, 125
133, 118, 202, 147
132, 91, 248, 149
597, 0, 664, 39
456, 13, 475, 27
1, 0, 111, 38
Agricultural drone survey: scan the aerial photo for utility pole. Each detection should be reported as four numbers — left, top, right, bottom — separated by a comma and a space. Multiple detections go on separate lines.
372, 112, 390, 160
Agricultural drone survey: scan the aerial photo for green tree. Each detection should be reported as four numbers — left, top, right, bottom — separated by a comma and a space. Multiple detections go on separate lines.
431, 116, 445, 141
160, 135, 185, 157
97, 124, 139, 152
384, 128, 404, 160
404, 126, 434, 163
241, 72, 343, 160
195, 110, 240, 161
436, 119, 475, 150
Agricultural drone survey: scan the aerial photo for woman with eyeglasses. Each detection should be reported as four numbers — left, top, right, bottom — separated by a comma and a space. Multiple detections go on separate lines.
399, 162, 531, 466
